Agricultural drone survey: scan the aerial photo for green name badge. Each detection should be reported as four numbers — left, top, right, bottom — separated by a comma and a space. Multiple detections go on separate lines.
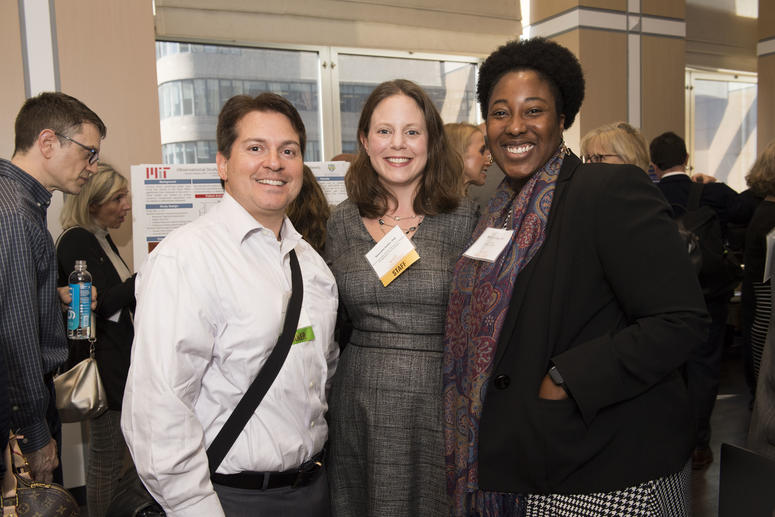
293, 326, 315, 345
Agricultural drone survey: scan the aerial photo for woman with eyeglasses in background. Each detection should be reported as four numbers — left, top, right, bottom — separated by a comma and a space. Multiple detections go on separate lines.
580, 121, 650, 172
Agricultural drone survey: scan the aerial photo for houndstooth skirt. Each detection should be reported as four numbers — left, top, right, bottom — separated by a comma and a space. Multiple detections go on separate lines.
524, 461, 692, 517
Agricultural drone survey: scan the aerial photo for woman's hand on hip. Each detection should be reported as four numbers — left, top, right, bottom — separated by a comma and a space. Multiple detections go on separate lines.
538, 373, 568, 400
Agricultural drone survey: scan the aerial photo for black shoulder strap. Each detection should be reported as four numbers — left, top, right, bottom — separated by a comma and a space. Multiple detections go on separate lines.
54, 225, 82, 249
207, 248, 303, 475
687, 181, 704, 212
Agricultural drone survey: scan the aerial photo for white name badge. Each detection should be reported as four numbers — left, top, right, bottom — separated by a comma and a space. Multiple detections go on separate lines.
365, 225, 420, 287
463, 228, 514, 262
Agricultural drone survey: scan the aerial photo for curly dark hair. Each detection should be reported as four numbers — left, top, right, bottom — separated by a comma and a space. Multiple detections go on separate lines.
477, 38, 585, 129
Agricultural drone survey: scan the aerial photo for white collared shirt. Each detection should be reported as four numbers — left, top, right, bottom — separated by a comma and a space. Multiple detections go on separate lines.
660, 171, 690, 179
121, 193, 338, 517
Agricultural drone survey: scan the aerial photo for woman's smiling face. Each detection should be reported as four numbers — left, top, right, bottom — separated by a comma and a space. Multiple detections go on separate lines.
486, 69, 565, 181
360, 94, 429, 192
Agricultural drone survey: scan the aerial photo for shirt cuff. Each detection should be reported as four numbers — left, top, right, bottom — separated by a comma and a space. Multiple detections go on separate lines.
165, 492, 225, 517
15, 419, 51, 453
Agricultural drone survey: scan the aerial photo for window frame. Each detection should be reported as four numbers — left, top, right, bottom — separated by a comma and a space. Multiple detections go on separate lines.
156, 38, 481, 162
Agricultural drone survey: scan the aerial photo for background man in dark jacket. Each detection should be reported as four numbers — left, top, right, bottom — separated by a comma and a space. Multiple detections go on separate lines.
651, 131, 749, 470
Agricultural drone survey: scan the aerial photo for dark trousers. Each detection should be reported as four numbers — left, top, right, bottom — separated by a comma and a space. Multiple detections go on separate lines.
44, 378, 64, 484
213, 465, 331, 517
687, 296, 728, 448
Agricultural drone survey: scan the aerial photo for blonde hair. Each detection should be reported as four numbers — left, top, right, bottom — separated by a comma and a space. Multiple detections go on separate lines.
60, 162, 128, 231
581, 121, 650, 172
444, 122, 482, 194
746, 140, 775, 197
444, 123, 480, 160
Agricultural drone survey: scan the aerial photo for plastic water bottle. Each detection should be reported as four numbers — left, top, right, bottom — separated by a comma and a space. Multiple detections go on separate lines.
67, 260, 92, 340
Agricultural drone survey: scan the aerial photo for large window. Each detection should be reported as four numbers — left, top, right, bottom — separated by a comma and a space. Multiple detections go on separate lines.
158, 79, 318, 119
162, 141, 218, 164
155, 41, 479, 164
685, 69, 757, 192
156, 43, 322, 161
336, 54, 477, 153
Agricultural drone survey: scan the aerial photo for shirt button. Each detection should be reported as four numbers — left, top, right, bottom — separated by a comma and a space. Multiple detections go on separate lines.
310, 421, 316, 428
309, 382, 315, 389
12, 406, 19, 411
494, 374, 511, 390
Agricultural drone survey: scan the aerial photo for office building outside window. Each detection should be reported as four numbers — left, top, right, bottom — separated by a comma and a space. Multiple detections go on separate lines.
156, 41, 479, 164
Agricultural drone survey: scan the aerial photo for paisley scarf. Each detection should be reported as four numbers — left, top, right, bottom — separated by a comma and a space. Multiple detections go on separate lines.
442, 144, 566, 516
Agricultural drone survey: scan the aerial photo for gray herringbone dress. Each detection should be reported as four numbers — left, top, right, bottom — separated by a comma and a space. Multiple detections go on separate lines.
326, 199, 476, 517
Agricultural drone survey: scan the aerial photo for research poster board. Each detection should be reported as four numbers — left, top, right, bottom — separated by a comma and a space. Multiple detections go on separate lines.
131, 161, 349, 269
308, 161, 349, 206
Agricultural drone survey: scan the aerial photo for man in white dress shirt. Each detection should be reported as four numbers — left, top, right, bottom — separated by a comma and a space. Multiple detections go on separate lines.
122, 93, 339, 517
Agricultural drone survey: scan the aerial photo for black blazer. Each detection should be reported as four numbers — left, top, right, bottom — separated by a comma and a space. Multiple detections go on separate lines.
478, 154, 709, 494
57, 227, 135, 410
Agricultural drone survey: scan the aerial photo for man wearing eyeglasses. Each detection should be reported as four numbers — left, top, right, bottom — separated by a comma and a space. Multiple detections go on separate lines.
0, 91, 106, 484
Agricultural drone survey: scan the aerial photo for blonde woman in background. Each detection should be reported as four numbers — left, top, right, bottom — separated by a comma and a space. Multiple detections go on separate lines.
580, 121, 650, 172
57, 163, 135, 517
444, 122, 491, 194
746, 140, 775, 460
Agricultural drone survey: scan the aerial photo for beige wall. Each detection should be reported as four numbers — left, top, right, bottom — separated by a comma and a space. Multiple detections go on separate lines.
0, 1, 27, 157
758, 0, 775, 149
686, 4, 757, 72
642, 1, 685, 18
155, 0, 521, 57
0, 1, 160, 271
641, 35, 686, 141
575, 30, 627, 144
53, 0, 160, 270
760, 54, 775, 149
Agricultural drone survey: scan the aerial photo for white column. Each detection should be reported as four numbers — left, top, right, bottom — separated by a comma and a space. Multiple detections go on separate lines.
19, 0, 59, 95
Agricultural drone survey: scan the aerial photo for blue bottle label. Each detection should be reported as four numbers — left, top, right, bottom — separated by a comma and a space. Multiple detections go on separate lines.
78, 282, 91, 328
67, 282, 91, 331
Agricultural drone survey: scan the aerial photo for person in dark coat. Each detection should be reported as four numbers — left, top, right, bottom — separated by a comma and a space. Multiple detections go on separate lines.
651, 131, 749, 469
57, 163, 134, 517
443, 38, 708, 516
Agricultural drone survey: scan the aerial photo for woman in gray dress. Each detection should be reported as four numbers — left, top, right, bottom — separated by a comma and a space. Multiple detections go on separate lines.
326, 79, 476, 516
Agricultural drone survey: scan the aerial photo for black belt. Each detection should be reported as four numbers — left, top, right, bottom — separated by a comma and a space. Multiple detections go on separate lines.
211, 449, 324, 490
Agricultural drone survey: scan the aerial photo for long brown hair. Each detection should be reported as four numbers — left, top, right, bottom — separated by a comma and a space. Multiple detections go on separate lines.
287, 165, 330, 253
345, 79, 462, 218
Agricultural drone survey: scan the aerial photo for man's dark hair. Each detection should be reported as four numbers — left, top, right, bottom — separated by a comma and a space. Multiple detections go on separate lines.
217, 93, 306, 158
477, 37, 585, 129
650, 131, 688, 171
14, 92, 106, 155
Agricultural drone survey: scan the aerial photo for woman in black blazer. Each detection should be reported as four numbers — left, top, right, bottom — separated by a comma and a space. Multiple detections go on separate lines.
442, 38, 708, 516
57, 163, 134, 517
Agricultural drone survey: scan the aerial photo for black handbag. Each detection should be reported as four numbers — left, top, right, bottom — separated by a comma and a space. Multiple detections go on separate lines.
107, 249, 304, 516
